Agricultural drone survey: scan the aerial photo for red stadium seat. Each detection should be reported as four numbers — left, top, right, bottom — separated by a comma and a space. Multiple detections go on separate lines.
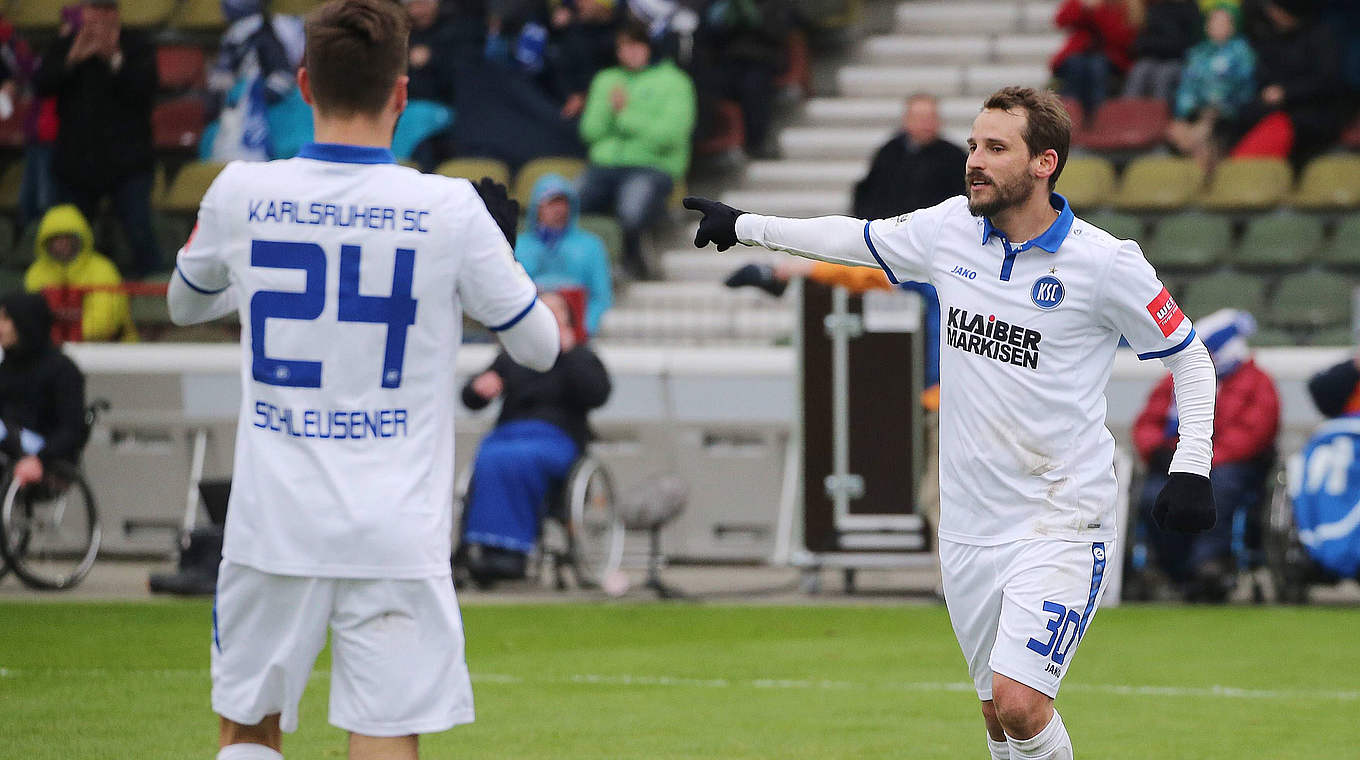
1342, 111, 1360, 150
775, 30, 812, 97
153, 97, 208, 150
696, 100, 746, 156
0, 99, 29, 148
1075, 97, 1169, 152
1061, 96, 1085, 136
157, 45, 208, 91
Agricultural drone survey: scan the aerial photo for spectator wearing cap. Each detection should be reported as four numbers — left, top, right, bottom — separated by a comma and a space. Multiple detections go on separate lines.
1122, 0, 1204, 102
1132, 309, 1280, 602
514, 173, 613, 335
1166, 3, 1255, 169
33, 0, 159, 279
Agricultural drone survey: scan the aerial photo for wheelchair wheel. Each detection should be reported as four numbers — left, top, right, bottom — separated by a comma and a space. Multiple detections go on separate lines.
0, 462, 101, 591
563, 456, 624, 589
1263, 468, 1310, 605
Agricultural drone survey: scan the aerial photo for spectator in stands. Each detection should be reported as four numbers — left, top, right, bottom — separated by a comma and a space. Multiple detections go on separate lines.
33, 0, 159, 279
578, 21, 695, 279
693, 0, 795, 159
547, 0, 620, 119
851, 93, 966, 221
1132, 309, 1279, 602
202, 0, 310, 162
1166, 3, 1255, 168
1306, 348, 1360, 418
456, 291, 611, 586
516, 174, 613, 335
395, 0, 463, 168
1224, 0, 1352, 163
0, 292, 86, 488
23, 204, 136, 343
0, 14, 57, 228
1122, 0, 1203, 101
1051, 0, 1139, 115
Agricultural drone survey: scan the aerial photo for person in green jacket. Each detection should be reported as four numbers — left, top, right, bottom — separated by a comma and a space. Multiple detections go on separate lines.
24, 203, 138, 342
577, 20, 695, 279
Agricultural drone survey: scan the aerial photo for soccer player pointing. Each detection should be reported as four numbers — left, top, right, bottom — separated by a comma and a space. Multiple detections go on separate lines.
168, 1, 559, 759
686, 87, 1217, 759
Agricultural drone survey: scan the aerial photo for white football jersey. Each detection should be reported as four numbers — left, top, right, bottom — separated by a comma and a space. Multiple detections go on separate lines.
175, 143, 538, 578
865, 194, 1195, 546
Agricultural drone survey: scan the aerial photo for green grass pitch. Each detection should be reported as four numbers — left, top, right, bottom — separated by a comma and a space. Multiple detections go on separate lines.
1, 601, 1357, 758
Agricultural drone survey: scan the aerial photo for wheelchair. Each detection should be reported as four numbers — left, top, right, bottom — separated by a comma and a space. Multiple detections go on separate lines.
0, 401, 107, 591
452, 452, 626, 591
1262, 454, 1360, 605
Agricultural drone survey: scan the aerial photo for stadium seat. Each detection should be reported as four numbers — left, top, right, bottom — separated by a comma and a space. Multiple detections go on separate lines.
1233, 213, 1324, 271
1198, 158, 1292, 212
0, 267, 22, 294
168, 0, 225, 30
153, 97, 208, 151
1054, 156, 1115, 210
0, 161, 23, 215
1082, 210, 1144, 241
512, 156, 586, 207
9, 0, 64, 29
1318, 215, 1360, 271
119, 0, 177, 27
775, 30, 812, 97
1074, 97, 1170, 152
695, 100, 746, 157
434, 157, 511, 187
1269, 272, 1355, 329
1060, 97, 1085, 136
1143, 213, 1231, 272
273, 0, 325, 16
1289, 155, 1360, 211
161, 161, 227, 214
1110, 156, 1203, 212
1308, 326, 1355, 346
157, 46, 208, 92
0, 98, 28, 148
1177, 271, 1267, 319
1342, 112, 1360, 150
577, 214, 623, 263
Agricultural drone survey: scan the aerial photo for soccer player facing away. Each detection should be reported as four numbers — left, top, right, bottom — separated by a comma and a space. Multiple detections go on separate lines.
685, 87, 1218, 759
166, 1, 560, 758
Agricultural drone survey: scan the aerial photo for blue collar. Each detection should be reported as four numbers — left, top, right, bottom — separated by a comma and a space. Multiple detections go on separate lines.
297, 142, 396, 165
981, 192, 1074, 254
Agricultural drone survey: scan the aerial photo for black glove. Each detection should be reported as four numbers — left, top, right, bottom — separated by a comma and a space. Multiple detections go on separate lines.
682, 196, 744, 251
1152, 472, 1216, 534
473, 177, 520, 248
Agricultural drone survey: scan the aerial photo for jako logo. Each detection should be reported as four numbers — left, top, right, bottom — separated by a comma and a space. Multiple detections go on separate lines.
1030, 275, 1064, 309
951, 265, 977, 280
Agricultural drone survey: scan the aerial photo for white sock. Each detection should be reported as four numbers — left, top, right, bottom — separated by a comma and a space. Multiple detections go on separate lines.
988, 735, 1012, 759
1006, 710, 1073, 760
217, 744, 283, 760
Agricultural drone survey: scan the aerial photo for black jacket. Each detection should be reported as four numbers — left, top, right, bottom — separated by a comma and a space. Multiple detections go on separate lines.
1132, 1, 1203, 61
852, 135, 967, 221
0, 293, 87, 465
462, 346, 611, 449
33, 28, 156, 192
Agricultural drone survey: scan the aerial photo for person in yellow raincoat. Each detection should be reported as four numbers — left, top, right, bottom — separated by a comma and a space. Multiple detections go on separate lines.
23, 203, 138, 342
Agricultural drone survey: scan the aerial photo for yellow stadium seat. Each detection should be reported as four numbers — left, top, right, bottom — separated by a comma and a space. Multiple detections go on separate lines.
513, 156, 587, 207
169, 0, 225, 31
1055, 156, 1116, 211
161, 161, 227, 214
1198, 158, 1292, 212
272, 0, 325, 17
1110, 156, 1203, 212
119, 0, 177, 27
1289, 155, 1360, 211
435, 158, 512, 187
9, 0, 64, 29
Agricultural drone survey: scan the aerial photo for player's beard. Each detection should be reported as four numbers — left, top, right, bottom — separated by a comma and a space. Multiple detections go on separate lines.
966, 168, 1037, 218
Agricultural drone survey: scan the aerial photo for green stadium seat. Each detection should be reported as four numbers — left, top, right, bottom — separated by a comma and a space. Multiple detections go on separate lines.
0, 161, 23, 214
161, 161, 227, 214
1177, 271, 1267, 320
1111, 156, 1203, 212
1055, 156, 1116, 211
0, 268, 24, 296
1289, 155, 1360, 211
1318, 215, 1360, 271
1083, 211, 1144, 241
1144, 213, 1231, 272
513, 156, 588, 208
1199, 158, 1292, 212
1269, 272, 1355, 330
1306, 326, 1354, 346
1233, 213, 1325, 271
1251, 328, 1298, 347
577, 214, 623, 263
434, 158, 511, 187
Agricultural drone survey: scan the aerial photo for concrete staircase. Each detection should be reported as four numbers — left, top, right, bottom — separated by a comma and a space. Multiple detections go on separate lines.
601, 0, 1062, 345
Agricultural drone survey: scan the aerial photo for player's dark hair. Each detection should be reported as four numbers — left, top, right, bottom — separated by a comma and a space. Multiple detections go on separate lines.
981, 87, 1071, 189
303, 0, 410, 117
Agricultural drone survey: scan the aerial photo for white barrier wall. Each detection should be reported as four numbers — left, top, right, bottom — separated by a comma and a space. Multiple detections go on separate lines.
66, 343, 1347, 560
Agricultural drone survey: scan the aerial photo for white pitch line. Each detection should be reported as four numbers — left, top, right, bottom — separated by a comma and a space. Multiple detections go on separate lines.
2, 667, 1356, 702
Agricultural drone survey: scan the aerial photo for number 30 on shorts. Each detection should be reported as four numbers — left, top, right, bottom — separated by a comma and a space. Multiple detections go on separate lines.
1026, 601, 1082, 666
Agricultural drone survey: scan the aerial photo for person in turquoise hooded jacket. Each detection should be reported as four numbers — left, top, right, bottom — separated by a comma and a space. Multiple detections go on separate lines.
515, 173, 614, 335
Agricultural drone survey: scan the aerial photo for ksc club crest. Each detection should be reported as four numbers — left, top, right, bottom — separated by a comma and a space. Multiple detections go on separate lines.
1031, 275, 1065, 309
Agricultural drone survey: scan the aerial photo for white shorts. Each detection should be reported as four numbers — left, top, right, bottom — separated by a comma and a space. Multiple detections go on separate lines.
939, 538, 1113, 701
211, 560, 475, 737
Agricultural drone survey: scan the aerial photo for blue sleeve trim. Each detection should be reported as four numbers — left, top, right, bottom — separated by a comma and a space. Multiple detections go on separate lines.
489, 296, 538, 332
862, 221, 900, 285
1136, 327, 1197, 360
176, 265, 228, 295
